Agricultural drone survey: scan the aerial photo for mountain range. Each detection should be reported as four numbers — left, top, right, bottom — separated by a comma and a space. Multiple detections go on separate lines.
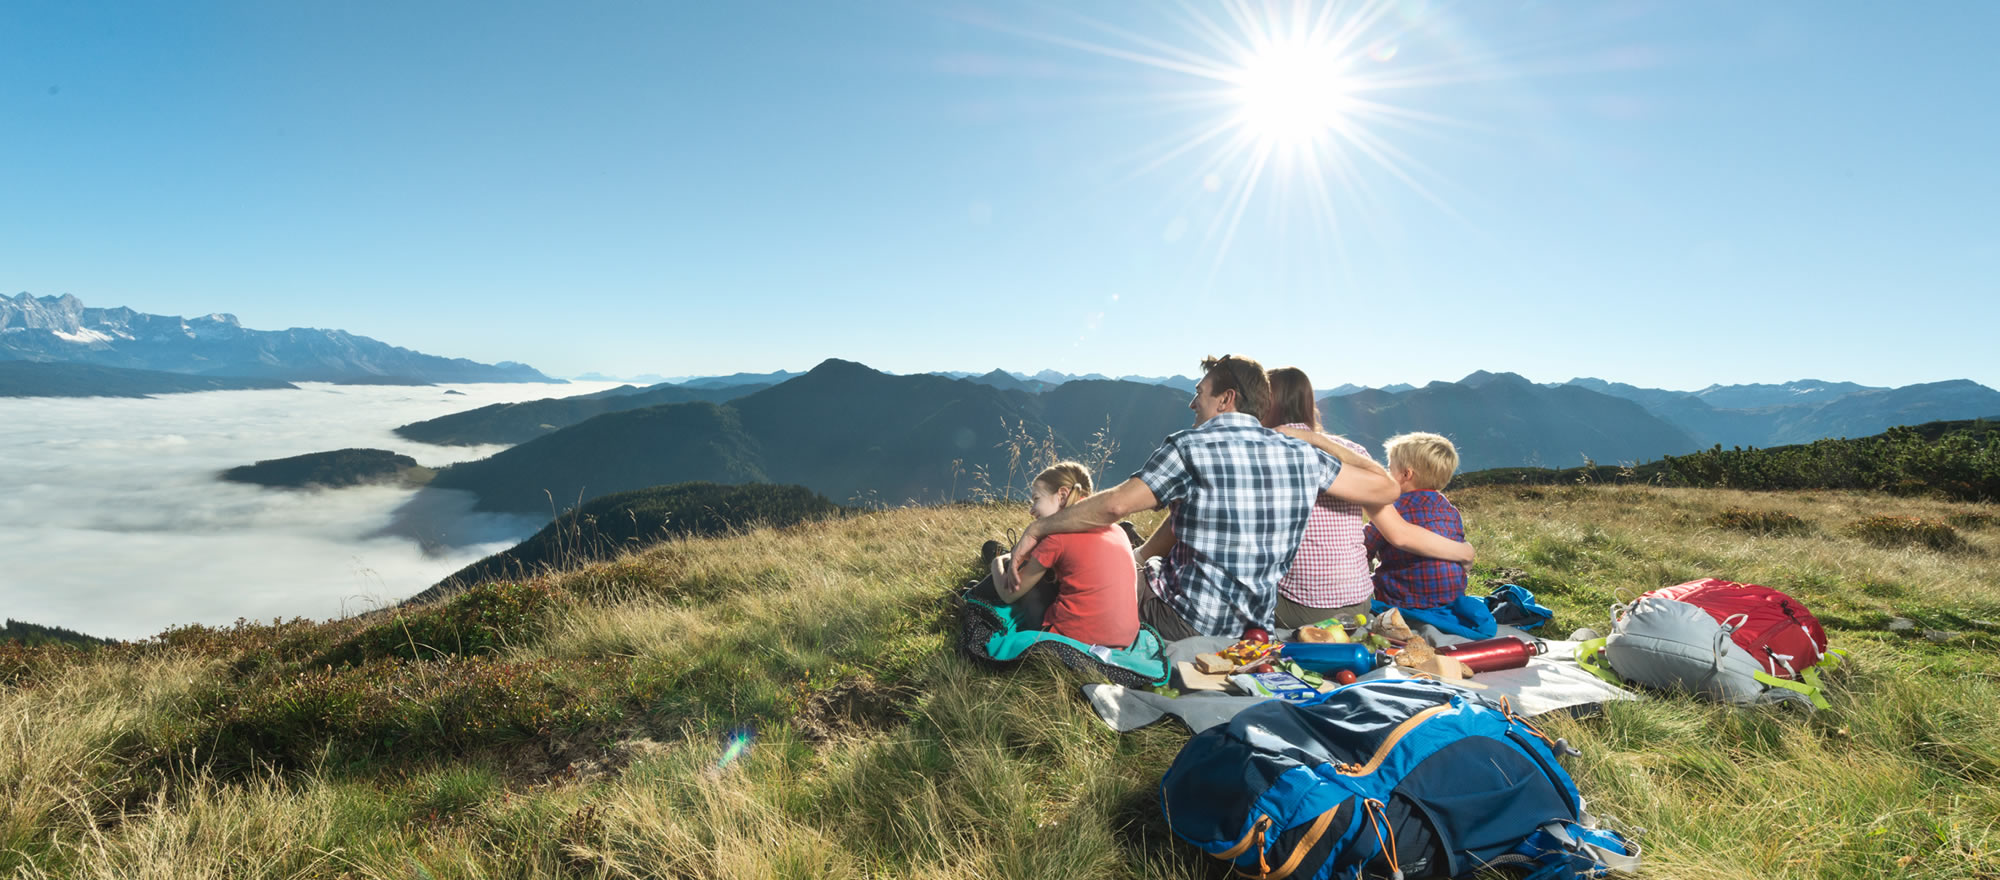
1, 293, 554, 389
405, 360, 2000, 515
1557, 375, 2000, 448
0, 361, 297, 398
423, 359, 1194, 513
394, 381, 773, 446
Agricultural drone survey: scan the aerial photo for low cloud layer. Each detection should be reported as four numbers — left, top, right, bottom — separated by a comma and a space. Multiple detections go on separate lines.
0, 381, 622, 640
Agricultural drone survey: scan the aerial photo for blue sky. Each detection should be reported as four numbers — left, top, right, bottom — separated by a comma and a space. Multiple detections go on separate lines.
4, 1, 1995, 390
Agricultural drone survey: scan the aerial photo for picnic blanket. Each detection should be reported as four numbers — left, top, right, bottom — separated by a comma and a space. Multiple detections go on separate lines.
1080, 624, 1638, 733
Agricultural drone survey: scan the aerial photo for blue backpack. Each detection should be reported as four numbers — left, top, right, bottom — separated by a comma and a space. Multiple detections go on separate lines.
1159, 679, 1638, 879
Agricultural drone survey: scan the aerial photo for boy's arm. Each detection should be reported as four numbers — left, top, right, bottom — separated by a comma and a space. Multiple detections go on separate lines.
1367, 503, 1475, 563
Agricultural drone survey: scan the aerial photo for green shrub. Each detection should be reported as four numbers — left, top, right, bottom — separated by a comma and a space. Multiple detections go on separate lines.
1845, 515, 1966, 552
1707, 507, 1814, 536
1947, 510, 1996, 530
320, 581, 566, 667
1657, 420, 2000, 501
158, 655, 632, 774
0, 642, 75, 686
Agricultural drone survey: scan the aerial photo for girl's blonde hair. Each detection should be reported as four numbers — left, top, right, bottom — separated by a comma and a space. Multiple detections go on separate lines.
1033, 461, 1094, 500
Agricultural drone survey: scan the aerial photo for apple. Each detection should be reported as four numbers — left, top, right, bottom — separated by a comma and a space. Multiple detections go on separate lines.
1242, 627, 1271, 644
1251, 662, 1275, 674
1334, 670, 1358, 685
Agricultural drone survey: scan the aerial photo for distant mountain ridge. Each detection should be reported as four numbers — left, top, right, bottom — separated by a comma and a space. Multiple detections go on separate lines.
0, 361, 297, 398
938, 369, 1198, 393
425, 359, 1194, 513
395, 381, 772, 446
1, 292, 555, 386
413, 361, 2000, 514
1558, 375, 2000, 448
1320, 372, 1700, 471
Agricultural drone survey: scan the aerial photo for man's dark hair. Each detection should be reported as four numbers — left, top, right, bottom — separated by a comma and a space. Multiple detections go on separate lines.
1200, 354, 1271, 420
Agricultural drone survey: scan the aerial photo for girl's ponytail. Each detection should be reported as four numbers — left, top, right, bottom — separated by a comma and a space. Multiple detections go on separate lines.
1032, 461, 1094, 501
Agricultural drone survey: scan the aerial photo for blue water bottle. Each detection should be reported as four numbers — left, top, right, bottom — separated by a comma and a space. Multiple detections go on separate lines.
1280, 642, 1380, 678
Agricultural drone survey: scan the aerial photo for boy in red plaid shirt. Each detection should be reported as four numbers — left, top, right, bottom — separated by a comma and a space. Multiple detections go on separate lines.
1364, 432, 1495, 638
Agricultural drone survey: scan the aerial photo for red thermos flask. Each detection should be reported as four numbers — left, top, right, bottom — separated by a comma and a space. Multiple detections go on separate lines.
1434, 636, 1547, 672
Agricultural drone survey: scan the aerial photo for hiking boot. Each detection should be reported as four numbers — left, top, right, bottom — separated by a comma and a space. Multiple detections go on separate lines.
980, 539, 1007, 566
1118, 520, 1145, 549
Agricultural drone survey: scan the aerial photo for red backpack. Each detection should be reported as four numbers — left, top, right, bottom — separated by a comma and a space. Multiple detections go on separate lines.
1585, 578, 1845, 709
1648, 578, 1830, 679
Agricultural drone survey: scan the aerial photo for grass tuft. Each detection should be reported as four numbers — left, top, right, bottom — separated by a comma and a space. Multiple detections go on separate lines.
1707, 506, 1814, 536
1845, 515, 1967, 552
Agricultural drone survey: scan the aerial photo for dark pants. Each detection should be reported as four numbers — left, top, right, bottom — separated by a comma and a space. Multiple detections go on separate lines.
968, 574, 1059, 632
1138, 592, 1201, 641
1276, 596, 1373, 630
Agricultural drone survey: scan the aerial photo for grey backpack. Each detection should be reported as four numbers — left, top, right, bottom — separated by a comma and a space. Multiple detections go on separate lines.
1601, 579, 1840, 709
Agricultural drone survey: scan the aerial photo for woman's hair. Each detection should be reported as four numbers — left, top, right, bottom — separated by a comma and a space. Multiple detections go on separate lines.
1263, 366, 1320, 430
1033, 461, 1094, 500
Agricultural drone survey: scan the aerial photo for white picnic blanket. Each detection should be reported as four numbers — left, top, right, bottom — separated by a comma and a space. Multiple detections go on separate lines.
1081, 625, 1638, 733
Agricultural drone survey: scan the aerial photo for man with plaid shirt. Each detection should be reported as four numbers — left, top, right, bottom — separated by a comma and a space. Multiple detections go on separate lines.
1009, 355, 1398, 638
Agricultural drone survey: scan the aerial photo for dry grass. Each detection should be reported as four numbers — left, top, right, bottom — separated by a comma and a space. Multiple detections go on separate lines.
1, 652, 217, 866
4, 488, 1996, 878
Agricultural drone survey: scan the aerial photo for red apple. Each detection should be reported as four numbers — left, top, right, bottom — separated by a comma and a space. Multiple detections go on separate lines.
1251, 662, 1275, 674
1242, 627, 1271, 644
1334, 670, 1358, 685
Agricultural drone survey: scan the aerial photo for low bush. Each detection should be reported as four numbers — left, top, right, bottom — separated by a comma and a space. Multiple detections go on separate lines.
1844, 515, 1966, 552
145, 655, 634, 775
319, 581, 566, 667
1706, 507, 1813, 536
1947, 510, 1996, 530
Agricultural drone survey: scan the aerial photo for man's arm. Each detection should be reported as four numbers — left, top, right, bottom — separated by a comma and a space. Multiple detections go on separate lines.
1367, 503, 1475, 563
1009, 477, 1159, 580
1273, 425, 1398, 507
1322, 458, 1398, 508
1273, 425, 1389, 479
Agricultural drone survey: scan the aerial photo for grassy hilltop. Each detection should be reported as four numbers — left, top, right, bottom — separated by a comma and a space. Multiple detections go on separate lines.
4, 486, 1998, 879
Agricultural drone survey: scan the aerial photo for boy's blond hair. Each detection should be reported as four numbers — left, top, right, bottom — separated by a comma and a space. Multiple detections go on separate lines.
1384, 432, 1459, 491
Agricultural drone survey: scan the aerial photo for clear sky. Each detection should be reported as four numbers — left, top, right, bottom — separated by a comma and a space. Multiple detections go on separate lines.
4, 1, 1995, 391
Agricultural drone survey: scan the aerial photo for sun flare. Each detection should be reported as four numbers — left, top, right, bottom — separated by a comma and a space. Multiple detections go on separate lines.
990, 0, 1477, 271
1230, 41, 1358, 148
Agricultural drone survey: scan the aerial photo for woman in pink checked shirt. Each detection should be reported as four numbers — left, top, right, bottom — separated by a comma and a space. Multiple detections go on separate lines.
1262, 368, 1477, 629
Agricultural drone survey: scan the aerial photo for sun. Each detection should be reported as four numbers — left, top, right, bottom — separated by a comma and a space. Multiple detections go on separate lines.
1229, 40, 1358, 149
976, 0, 1476, 271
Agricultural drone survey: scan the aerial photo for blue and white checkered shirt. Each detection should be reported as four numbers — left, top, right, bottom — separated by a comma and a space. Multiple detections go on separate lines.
1136, 412, 1343, 636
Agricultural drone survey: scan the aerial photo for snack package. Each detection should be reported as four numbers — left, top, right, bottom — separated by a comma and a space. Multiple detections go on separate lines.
1227, 671, 1321, 702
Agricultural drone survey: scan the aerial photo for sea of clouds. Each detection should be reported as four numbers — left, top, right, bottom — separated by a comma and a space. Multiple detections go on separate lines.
0, 381, 624, 640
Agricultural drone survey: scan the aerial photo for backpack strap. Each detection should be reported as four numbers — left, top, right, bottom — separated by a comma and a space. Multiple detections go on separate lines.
1752, 670, 1830, 710
1514, 819, 1642, 878
1573, 637, 1626, 687
1216, 815, 1271, 860
1239, 806, 1343, 880
1753, 644, 1843, 710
